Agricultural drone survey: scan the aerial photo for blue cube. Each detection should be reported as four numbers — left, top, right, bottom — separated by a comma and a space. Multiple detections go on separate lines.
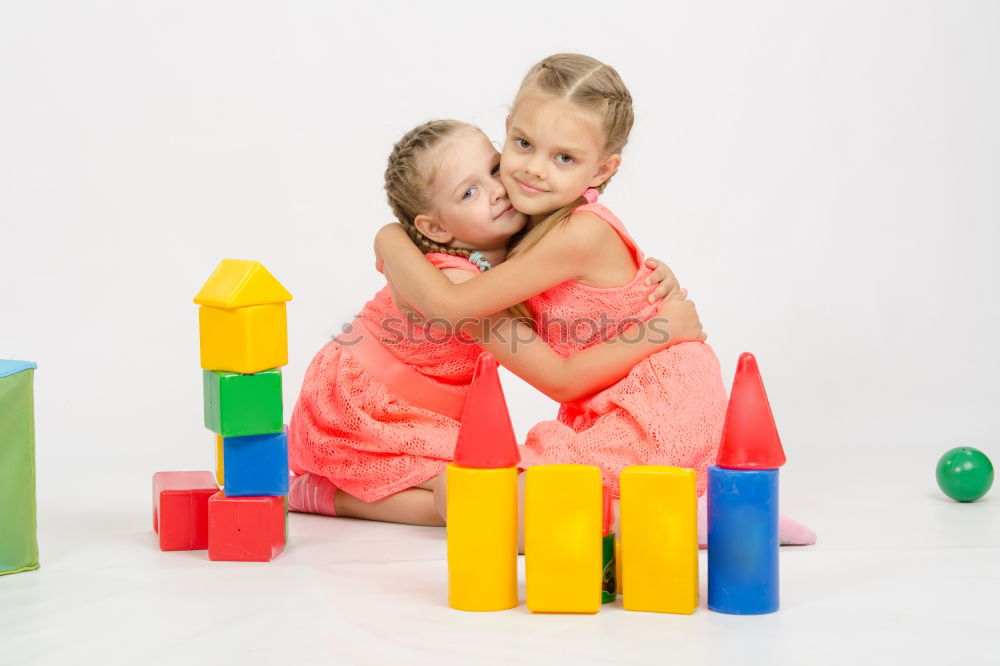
223, 430, 289, 497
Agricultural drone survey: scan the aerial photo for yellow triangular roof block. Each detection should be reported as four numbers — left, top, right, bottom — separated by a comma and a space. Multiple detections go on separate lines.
194, 259, 293, 308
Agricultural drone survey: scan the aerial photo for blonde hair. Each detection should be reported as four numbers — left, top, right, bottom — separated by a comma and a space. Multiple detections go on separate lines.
384, 119, 482, 262
505, 54, 635, 323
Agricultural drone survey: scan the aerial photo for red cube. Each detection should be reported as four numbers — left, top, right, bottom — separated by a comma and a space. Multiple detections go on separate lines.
208, 491, 286, 562
152, 471, 219, 551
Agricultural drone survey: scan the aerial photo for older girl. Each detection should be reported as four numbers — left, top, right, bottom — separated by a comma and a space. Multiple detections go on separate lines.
376, 56, 815, 544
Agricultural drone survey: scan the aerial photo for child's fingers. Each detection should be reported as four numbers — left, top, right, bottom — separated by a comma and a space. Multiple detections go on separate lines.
648, 284, 685, 303
644, 259, 660, 285
644, 257, 669, 284
652, 288, 688, 307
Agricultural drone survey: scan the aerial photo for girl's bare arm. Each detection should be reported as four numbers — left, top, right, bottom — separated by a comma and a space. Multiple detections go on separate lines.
439, 269, 703, 403
376, 214, 611, 326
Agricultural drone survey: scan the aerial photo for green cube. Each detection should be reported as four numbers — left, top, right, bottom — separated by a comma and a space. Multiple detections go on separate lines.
203, 368, 282, 437
1, 360, 39, 576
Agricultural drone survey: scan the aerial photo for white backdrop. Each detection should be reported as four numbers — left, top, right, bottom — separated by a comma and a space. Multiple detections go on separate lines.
2, 1, 998, 499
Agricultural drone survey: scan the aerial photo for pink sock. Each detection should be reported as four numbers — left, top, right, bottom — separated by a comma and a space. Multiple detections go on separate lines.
288, 473, 338, 516
696, 495, 816, 548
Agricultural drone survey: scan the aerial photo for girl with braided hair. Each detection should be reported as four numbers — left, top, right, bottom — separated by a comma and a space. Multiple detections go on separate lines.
287, 119, 702, 526
376, 55, 815, 544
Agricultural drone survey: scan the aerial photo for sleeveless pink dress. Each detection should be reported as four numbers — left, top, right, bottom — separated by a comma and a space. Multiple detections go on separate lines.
520, 190, 728, 499
287, 253, 483, 502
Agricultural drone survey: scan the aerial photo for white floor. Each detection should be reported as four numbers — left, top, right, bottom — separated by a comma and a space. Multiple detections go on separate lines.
1, 443, 997, 666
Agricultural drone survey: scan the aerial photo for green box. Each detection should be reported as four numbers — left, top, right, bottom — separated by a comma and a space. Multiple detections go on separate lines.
601, 532, 616, 603
203, 368, 282, 437
1, 360, 39, 576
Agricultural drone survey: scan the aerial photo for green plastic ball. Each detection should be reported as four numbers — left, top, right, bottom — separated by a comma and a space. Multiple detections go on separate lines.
936, 447, 994, 502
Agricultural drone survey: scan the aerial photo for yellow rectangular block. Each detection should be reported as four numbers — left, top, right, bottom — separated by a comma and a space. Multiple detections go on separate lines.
447, 465, 518, 611
525, 465, 602, 614
621, 466, 698, 614
215, 434, 224, 486
199, 303, 288, 374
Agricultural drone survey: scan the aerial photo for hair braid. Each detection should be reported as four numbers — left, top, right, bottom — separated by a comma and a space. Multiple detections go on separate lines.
384, 119, 477, 264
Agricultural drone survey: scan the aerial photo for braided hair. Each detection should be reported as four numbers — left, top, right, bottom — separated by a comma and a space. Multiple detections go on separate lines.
384, 119, 482, 264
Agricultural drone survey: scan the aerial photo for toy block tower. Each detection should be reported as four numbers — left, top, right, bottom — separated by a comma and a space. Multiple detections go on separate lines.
150, 260, 291, 559
194, 259, 292, 562
1, 360, 40, 576
707, 352, 785, 614
447, 352, 520, 611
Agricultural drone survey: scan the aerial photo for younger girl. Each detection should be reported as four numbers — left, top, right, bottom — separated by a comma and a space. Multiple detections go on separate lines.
287, 119, 703, 527
376, 56, 815, 544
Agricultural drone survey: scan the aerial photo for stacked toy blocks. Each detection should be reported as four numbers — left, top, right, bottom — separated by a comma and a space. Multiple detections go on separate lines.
152, 260, 292, 562
445, 352, 695, 615
446, 353, 520, 612
444, 354, 618, 615
446, 351, 787, 616
1, 360, 40, 576
707, 352, 786, 614
198, 259, 291, 561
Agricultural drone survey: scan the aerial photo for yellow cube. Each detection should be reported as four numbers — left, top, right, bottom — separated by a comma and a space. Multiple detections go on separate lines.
194, 259, 292, 373
525, 465, 602, 614
621, 466, 698, 614
198, 303, 287, 373
215, 434, 225, 486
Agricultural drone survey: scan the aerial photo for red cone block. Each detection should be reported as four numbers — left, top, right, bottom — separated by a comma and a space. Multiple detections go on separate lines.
716, 353, 786, 469
453, 352, 520, 469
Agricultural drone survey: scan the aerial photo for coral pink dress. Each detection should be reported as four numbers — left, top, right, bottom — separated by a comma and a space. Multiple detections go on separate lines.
288, 254, 483, 502
520, 189, 728, 499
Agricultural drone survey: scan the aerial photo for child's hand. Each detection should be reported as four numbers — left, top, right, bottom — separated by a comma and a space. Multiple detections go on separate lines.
655, 289, 707, 343
644, 257, 681, 303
